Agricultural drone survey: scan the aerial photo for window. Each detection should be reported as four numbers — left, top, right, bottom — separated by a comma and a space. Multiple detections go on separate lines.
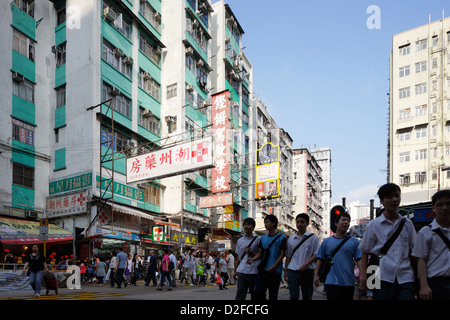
399, 108, 410, 120
139, 69, 160, 101
12, 119, 34, 146
399, 174, 410, 185
398, 131, 411, 142
56, 85, 66, 108
139, 35, 161, 65
399, 44, 410, 56
415, 149, 427, 160
57, 7, 66, 26
13, 29, 35, 61
139, 2, 161, 32
145, 185, 160, 205
415, 83, 427, 95
139, 107, 160, 135
14, 0, 34, 18
432, 57, 438, 69
103, 2, 131, 40
54, 43, 66, 67
432, 102, 438, 113
399, 87, 410, 99
13, 77, 34, 103
101, 125, 132, 153
185, 118, 195, 140
415, 104, 427, 116
102, 82, 131, 118
432, 36, 438, 47
399, 65, 410, 77
415, 126, 427, 139
13, 162, 34, 189
416, 39, 427, 51
167, 83, 177, 99
399, 152, 410, 163
102, 40, 131, 78
415, 61, 426, 73
415, 171, 426, 184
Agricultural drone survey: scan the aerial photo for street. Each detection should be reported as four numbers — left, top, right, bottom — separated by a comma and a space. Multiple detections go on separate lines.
0, 278, 328, 301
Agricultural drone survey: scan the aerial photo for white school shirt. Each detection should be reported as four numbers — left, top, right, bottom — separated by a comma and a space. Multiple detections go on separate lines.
235, 234, 261, 275
359, 213, 416, 284
411, 219, 450, 278
286, 231, 320, 271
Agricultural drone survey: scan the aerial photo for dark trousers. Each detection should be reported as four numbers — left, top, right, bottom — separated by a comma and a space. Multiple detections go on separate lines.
116, 268, 125, 288
375, 280, 415, 300
145, 269, 157, 286
253, 270, 282, 301
220, 272, 229, 289
235, 273, 257, 300
159, 271, 173, 287
426, 277, 450, 300
109, 269, 116, 287
325, 284, 355, 300
287, 269, 314, 300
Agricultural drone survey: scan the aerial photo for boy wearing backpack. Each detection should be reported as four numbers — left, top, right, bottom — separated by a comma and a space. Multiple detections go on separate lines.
359, 183, 416, 300
248, 215, 286, 300
412, 189, 450, 300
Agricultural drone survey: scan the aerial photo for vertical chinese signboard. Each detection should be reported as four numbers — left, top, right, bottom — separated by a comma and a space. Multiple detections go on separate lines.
212, 90, 230, 193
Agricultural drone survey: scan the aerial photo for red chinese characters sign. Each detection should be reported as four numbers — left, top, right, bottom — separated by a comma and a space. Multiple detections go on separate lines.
126, 137, 214, 183
199, 193, 233, 209
212, 90, 230, 193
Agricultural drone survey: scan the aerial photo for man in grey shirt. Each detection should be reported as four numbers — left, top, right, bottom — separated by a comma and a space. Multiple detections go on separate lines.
234, 218, 261, 300
115, 247, 128, 288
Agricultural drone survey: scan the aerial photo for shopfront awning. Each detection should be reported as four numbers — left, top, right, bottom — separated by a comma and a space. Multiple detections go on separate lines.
0, 216, 73, 245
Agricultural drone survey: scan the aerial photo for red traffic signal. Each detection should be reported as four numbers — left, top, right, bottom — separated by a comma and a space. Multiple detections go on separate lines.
330, 205, 346, 233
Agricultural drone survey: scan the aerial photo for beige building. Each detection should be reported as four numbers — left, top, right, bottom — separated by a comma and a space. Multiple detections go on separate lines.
389, 15, 450, 205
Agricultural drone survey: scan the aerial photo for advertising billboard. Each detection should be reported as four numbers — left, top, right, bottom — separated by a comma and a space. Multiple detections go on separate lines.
255, 143, 280, 199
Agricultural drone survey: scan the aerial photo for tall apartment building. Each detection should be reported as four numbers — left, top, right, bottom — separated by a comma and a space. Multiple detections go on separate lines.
251, 97, 295, 235
0, 0, 259, 256
292, 148, 323, 236
389, 15, 450, 205
311, 147, 331, 237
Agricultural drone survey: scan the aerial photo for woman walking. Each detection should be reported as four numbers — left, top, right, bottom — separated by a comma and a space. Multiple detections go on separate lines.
22, 244, 49, 297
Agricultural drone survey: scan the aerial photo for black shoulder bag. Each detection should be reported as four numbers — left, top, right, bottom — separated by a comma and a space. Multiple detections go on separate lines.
368, 218, 406, 267
257, 233, 282, 271
240, 236, 258, 261
290, 234, 314, 258
318, 236, 350, 283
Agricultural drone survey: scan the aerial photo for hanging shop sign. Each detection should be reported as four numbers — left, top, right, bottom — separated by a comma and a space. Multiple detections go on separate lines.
199, 193, 233, 209
47, 190, 90, 218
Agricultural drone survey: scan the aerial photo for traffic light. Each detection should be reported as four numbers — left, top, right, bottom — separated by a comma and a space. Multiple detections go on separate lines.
74, 227, 85, 251
330, 205, 346, 234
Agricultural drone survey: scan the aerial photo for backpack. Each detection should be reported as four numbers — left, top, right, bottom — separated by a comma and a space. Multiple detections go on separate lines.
168, 261, 175, 271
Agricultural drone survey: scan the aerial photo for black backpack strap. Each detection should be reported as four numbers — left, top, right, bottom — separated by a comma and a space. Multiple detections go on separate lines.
240, 236, 258, 261
433, 228, 450, 250
267, 233, 282, 249
330, 236, 351, 258
291, 234, 314, 257
379, 218, 406, 256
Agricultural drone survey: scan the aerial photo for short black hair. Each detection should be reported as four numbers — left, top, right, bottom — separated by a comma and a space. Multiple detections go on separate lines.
335, 212, 351, 223
432, 189, 450, 205
243, 217, 256, 228
377, 183, 401, 200
295, 213, 310, 224
264, 214, 278, 228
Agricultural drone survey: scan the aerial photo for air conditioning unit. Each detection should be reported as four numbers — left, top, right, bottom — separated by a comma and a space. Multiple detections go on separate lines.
114, 48, 125, 57
224, 36, 230, 43
192, 19, 198, 27
123, 56, 133, 65
142, 71, 152, 81
12, 72, 24, 83
197, 59, 204, 67
185, 47, 194, 56
165, 116, 176, 122
233, 101, 239, 107
142, 109, 153, 118
109, 86, 121, 97
154, 11, 161, 21
124, 140, 135, 149
103, 7, 116, 22
202, 99, 212, 107
137, 183, 148, 189
25, 210, 38, 219
186, 84, 195, 92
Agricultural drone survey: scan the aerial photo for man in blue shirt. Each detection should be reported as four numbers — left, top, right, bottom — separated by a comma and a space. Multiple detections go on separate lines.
248, 215, 286, 300
115, 247, 128, 288
314, 212, 361, 300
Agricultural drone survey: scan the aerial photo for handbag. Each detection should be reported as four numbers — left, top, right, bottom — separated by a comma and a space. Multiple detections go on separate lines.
196, 265, 204, 276
368, 218, 406, 267
257, 233, 282, 271
318, 236, 351, 283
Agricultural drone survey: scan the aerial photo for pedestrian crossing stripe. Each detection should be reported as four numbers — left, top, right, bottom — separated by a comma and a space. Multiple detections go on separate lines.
0, 292, 124, 301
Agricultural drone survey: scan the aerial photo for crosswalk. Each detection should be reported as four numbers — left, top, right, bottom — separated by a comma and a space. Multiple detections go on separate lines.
0, 291, 124, 300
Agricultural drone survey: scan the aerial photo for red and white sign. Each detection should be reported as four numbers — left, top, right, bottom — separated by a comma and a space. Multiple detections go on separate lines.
152, 226, 164, 242
126, 137, 214, 183
212, 90, 231, 193
47, 191, 89, 218
199, 193, 233, 209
